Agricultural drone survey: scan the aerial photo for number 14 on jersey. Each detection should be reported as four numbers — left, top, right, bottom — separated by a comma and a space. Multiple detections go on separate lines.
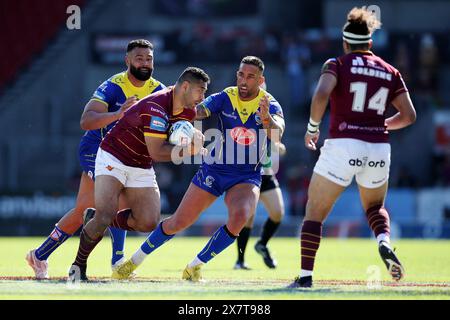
350, 82, 389, 115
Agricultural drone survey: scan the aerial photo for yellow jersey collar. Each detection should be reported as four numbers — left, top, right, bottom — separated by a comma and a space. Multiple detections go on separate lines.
225, 87, 267, 124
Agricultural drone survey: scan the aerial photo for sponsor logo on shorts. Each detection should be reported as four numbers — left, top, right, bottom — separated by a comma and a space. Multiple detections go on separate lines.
106, 165, 114, 171
327, 171, 349, 182
205, 175, 215, 188
349, 158, 385, 168
230, 127, 256, 146
372, 177, 387, 184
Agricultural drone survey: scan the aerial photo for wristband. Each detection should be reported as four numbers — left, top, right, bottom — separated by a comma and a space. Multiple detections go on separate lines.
307, 118, 320, 134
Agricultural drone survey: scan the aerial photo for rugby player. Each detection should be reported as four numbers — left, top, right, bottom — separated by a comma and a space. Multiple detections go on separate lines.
26, 39, 165, 279
288, 7, 416, 288
67, 67, 209, 281
114, 56, 285, 282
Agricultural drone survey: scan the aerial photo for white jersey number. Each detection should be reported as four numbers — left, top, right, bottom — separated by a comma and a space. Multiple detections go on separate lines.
350, 82, 388, 115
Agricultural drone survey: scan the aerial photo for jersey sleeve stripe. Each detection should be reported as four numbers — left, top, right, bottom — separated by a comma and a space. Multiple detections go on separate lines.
90, 98, 109, 107
144, 132, 167, 138
395, 87, 408, 93
203, 105, 211, 117
322, 69, 338, 77
391, 88, 408, 100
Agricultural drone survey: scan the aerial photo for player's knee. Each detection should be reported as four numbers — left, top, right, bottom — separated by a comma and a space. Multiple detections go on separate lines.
305, 198, 330, 219
229, 207, 252, 227
95, 214, 114, 230
270, 209, 284, 223
135, 217, 159, 233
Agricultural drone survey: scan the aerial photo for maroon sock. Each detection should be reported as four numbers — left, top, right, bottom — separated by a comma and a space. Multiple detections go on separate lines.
301, 220, 323, 272
74, 229, 103, 267
366, 205, 390, 238
110, 208, 135, 231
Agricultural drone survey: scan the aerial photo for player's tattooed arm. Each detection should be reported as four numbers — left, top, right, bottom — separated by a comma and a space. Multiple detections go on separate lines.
195, 104, 211, 120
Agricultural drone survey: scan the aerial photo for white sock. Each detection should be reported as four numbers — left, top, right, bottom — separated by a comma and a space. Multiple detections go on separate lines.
188, 256, 205, 268
112, 256, 125, 267
131, 248, 147, 266
377, 233, 391, 245
300, 269, 313, 278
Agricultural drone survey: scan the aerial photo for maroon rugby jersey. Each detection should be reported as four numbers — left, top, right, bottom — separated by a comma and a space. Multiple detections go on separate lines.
100, 86, 196, 168
322, 51, 408, 143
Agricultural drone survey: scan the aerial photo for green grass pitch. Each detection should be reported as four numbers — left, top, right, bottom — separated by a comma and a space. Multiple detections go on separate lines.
0, 237, 449, 299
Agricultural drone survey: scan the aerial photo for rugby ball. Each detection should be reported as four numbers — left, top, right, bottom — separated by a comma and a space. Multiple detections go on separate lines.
169, 120, 195, 146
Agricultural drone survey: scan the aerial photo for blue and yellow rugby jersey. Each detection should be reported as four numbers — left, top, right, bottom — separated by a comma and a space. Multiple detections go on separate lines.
83, 71, 165, 143
78, 71, 164, 177
200, 86, 283, 173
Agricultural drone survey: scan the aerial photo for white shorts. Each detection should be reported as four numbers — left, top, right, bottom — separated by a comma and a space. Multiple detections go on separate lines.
313, 138, 390, 189
95, 148, 158, 188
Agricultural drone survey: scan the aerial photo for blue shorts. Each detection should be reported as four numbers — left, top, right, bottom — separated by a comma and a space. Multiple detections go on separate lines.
78, 137, 99, 180
192, 164, 262, 197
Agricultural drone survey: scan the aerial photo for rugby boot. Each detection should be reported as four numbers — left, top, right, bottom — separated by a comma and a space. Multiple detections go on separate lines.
287, 276, 313, 288
112, 258, 138, 280
182, 264, 203, 282
26, 249, 49, 280
68, 264, 88, 282
255, 241, 277, 269
378, 241, 405, 281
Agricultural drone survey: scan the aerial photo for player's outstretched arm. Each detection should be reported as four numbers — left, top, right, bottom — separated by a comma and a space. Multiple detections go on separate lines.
80, 97, 138, 130
386, 92, 416, 130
